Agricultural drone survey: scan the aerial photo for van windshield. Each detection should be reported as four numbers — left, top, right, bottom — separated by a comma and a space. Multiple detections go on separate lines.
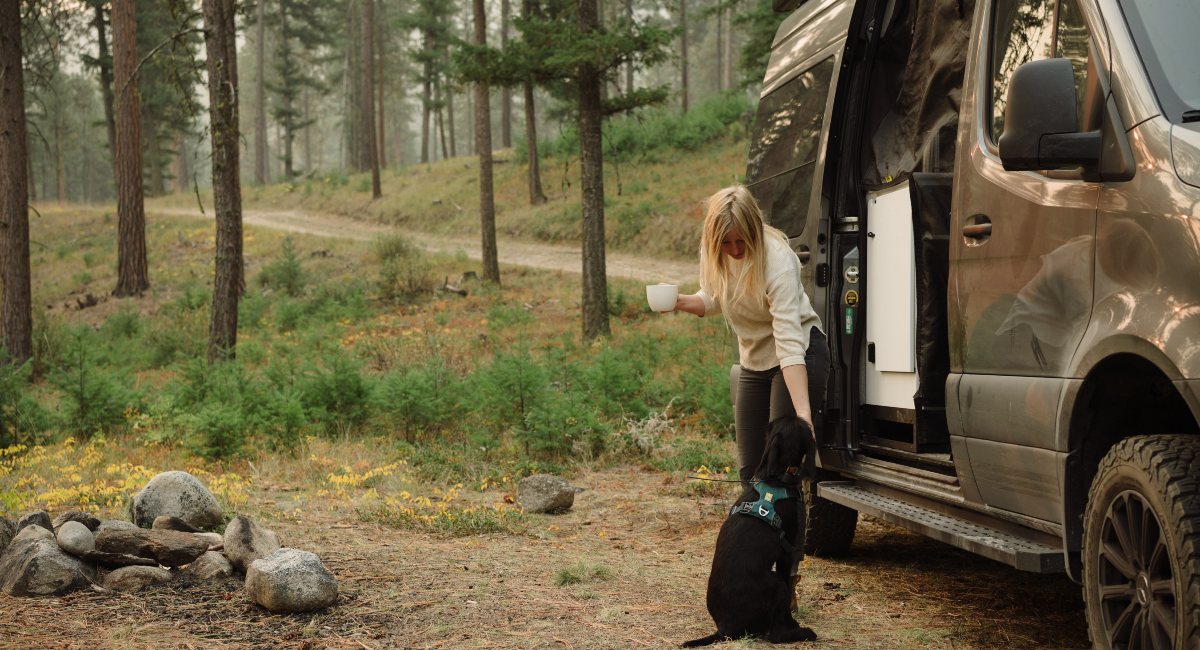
1118, 0, 1200, 123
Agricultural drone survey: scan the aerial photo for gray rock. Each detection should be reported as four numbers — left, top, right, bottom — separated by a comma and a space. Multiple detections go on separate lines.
95, 528, 208, 568
0, 525, 96, 596
151, 515, 198, 533
193, 532, 223, 549
103, 565, 174, 591
55, 521, 95, 556
96, 519, 140, 534
223, 515, 281, 573
0, 517, 14, 554
52, 510, 101, 532
129, 471, 224, 531
184, 551, 234, 580
517, 474, 577, 514
78, 550, 158, 568
15, 510, 52, 533
245, 549, 338, 613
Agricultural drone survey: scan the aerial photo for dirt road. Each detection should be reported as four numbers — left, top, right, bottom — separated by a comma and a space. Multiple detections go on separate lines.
155, 207, 699, 287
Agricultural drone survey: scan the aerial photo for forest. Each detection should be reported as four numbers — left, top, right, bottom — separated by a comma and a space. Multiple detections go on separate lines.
0, 1, 1094, 648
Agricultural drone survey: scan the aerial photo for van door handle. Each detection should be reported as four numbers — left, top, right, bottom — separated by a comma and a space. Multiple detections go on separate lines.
962, 223, 992, 238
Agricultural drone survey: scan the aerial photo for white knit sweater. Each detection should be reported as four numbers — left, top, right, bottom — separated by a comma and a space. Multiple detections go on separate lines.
696, 236, 822, 371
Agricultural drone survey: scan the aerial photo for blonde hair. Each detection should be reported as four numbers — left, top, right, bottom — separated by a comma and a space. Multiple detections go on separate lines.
699, 185, 787, 309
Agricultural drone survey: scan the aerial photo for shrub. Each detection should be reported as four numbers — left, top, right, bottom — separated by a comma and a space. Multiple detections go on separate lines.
52, 329, 136, 438
182, 400, 244, 459
521, 389, 605, 459
258, 237, 307, 297
374, 235, 433, 303
374, 360, 459, 442
471, 350, 547, 432
0, 355, 51, 447
101, 307, 141, 339
299, 352, 374, 433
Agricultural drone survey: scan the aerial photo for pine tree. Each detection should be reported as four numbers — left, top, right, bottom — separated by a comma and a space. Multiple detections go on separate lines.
0, 0, 32, 364
111, 0, 149, 296
266, 0, 336, 180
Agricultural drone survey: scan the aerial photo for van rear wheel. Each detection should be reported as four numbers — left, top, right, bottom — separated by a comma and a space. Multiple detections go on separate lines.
803, 470, 858, 557
1083, 435, 1200, 650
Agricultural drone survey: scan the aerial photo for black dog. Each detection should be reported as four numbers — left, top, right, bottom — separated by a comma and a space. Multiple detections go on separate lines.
682, 416, 818, 647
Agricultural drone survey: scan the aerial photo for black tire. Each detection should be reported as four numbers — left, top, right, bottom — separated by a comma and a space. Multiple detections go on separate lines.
1083, 435, 1200, 650
803, 470, 858, 557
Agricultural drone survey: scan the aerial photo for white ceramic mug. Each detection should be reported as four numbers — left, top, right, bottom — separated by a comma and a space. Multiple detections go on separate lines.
646, 284, 678, 312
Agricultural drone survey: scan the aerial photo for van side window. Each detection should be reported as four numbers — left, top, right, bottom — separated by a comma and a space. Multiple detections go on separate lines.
745, 57, 836, 238
989, 0, 1091, 143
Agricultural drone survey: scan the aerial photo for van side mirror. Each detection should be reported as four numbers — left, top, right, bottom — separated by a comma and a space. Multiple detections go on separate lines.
998, 58, 1101, 171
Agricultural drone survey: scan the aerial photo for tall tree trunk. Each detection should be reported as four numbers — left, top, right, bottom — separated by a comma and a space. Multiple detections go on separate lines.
446, 81, 457, 158
473, 0, 499, 283
523, 81, 547, 205
624, 0, 634, 94
54, 114, 66, 202
420, 34, 431, 164
148, 125, 165, 196
375, 0, 386, 169
92, 3, 116, 164
303, 87, 312, 172
254, 0, 267, 185
112, 0, 149, 297
716, 5, 724, 92
679, 0, 688, 113
362, 0, 381, 198
500, 0, 512, 149
722, 5, 734, 90
578, 0, 609, 341
201, 0, 243, 362
175, 130, 189, 193
435, 78, 448, 160
0, 0, 32, 364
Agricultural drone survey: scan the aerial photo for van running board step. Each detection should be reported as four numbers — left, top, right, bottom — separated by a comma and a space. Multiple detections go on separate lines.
817, 482, 1065, 573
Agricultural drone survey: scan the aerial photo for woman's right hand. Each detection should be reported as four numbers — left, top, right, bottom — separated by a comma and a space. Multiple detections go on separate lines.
674, 294, 706, 317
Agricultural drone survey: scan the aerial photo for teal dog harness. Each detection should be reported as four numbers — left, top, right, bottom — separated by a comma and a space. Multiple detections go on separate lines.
730, 481, 794, 535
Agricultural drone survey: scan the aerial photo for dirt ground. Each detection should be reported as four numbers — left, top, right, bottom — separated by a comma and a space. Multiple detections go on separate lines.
152, 206, 699, 286
1, 466, 1089, 650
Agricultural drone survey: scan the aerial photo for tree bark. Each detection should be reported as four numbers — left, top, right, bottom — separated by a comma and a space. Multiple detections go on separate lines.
420, 33, 431, 164
473, 0, 499, 283
500, 0, 512, 149
722, 5, 734, 91
112, 0, 149, 297
624, 0, 634, 94
201, 0, 244, 362
92, 2, 117, 166
0, 0, 33, 364
254, 0, 267, 185
375, 0, 386, 169
362, 0, 381, 198
578, 0, 609, 341
679, 0, 688, 113
446, 80, 457, 158
523, 81, 547, 205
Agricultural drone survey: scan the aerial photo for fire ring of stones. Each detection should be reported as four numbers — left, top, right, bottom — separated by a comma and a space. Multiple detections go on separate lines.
0, 470, 337, 614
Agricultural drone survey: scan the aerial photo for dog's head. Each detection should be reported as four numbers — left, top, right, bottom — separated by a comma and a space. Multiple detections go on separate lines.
752, 416, 816, 485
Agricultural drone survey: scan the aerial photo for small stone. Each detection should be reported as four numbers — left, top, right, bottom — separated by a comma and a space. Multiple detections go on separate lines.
517, 474, 577, 514
129, 471, 224, 531
184, 551, 234, 580
245, 549, 337, 613
103, 565, 174, 591
78, 550, 158, 568
193, 532, 223, 549
95, 528, 209, 568
223, 515, 281, 573
52, 510, 101, 532
96, 520, 140, 535
55, 521, 95, 556
0, 517, 15, 554
0, 525, 96, 596
15, 510, 52, 533
151, 515, 200, 533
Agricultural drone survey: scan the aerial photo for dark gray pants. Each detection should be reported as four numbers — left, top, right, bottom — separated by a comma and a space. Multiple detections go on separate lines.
733, 327, 828, 574
734, 326, 830, 482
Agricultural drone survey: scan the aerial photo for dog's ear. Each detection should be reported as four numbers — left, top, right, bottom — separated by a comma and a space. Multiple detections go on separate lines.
753, 416, 797, 482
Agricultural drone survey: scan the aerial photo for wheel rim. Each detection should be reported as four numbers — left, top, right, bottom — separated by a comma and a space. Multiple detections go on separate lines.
1096, 489, 1177, 649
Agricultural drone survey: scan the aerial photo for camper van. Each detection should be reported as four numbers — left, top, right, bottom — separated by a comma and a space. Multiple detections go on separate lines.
744, 0, 1200, 645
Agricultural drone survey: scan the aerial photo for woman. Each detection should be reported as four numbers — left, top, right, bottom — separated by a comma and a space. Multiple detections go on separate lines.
671, 185, 829, 485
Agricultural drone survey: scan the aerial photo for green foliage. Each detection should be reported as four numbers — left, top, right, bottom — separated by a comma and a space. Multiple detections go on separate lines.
374, 235, 433, 303
0, 356, 51, 447
238, 291, 271, 330
51, 329, 136, 439
522, 389, 604, 459
373, 359, 459, 442
299, 351, 374, 434
531, 92, 752, 162
181, 400, 245, 460
101, 307, 141, 339
258, 237, 307, 297
472, 349, 548, 433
